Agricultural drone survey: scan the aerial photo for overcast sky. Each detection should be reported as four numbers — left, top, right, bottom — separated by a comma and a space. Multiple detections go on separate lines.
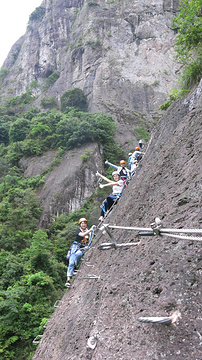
0, 0, 43, 67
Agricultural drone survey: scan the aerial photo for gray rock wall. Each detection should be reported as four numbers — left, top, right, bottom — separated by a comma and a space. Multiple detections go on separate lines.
2, 0, 180, 119
20, 143, 103, 227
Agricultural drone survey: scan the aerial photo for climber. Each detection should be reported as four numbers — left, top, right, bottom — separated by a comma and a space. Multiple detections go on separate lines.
105, 159, 131, 182
97, 170, 124, 221
65, 218, 95, 287
130, 147, 144, 174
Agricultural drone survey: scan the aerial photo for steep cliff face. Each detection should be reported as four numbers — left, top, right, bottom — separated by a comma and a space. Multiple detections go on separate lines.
2, 0, 180, 120
32, 82, 201, 359
19, 143, 103, 227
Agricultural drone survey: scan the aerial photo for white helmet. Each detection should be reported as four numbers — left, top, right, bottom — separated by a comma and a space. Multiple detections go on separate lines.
112, 171, 119, 176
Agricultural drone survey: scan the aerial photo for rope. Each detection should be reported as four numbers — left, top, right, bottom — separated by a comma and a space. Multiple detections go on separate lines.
98, 241, 140, 250
138, 317, 172, 324
138, 311, 181, 325
88, 229, 94, 248
108, 225, 152, 231
161, 232, 202, 241
159, 228, 202, 234
106, 224, 202, 241
108, 225, 202, 234
33, 335, 43, 344
83, 275, 100, 279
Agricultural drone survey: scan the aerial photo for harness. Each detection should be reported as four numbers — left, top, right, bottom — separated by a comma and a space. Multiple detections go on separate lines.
112, 192, 122, 198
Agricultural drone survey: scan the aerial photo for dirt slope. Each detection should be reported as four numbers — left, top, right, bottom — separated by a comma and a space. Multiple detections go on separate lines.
32, 83, 202, 360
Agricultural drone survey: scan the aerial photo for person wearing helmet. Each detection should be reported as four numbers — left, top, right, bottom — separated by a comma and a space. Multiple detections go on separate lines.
96, 170, 124, 221
105, 159, 131, 182
130, 146, 144, 173
65, 218, 95, 287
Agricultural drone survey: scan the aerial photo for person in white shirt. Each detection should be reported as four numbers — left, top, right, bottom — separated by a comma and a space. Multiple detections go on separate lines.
96, 171, 124, 221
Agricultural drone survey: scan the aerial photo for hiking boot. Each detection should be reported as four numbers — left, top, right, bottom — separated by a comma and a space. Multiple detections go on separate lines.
73, 270, 79, 275
65, 281, 71, 287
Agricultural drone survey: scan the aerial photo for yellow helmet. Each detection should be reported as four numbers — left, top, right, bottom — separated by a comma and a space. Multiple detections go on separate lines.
120, 160, 125, 164
78, 217, 88, 225
135, 147, 140, 151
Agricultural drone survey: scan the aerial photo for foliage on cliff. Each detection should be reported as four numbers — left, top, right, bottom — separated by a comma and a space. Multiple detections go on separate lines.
0, 88, 126, 359
172, 0, 202, 88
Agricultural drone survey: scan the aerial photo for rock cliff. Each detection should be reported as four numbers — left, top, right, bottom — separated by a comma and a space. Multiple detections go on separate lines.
32, 82, 202, 359
19, 143, 103, 228
2, 0, 180, 124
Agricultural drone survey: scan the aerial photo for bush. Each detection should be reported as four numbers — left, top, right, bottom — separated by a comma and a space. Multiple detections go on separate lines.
43, 72, 59, 90
29, 6, 46, 22
40, 97, 58, 109
61, 88, 88, 112
172, 0, 202, 89
0, 67, 9, 82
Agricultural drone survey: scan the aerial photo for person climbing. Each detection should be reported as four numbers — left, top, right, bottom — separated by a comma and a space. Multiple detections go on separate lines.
105, 159, 131, 182
131, 147, 144, 162
130, 147, 144, 174
65, 218, 95, 287
97, 170, 124, 221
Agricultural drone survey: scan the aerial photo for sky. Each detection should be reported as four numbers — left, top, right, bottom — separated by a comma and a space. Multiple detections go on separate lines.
0, 0, 43, 68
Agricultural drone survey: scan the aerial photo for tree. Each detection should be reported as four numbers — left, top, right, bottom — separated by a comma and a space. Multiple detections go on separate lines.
172, 0, 202, 87
61, 88, 88, 112
9, 118, 30, 143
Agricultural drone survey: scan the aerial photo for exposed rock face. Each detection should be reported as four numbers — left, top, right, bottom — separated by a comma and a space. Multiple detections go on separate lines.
32, 82, 202, 359
20, 143, 103, 227
2, 0, 180, 120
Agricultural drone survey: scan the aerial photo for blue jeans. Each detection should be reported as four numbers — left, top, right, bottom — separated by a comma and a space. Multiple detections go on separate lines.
67, 245, 83, 277
101, 194, 120, 217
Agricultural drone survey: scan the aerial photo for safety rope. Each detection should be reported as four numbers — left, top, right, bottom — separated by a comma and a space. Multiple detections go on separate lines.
138, 316, 172, 324
88, 228, 95, 248
98, 241, 140, 250
83, 275, 100, 279
160, 232, 202, 241
96, 219, 202, 250
107, 225, 202, 234
138, 311, 181, 325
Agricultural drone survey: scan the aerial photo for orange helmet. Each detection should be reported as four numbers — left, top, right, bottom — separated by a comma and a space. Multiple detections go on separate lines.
78, 217, 88, 224
135, 147, 140, 151
120, 160, 125, 164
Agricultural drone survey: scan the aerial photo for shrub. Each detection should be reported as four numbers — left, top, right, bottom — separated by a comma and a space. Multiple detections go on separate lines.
0, 67, 9, 82
43, 72, 59, 90
29, 6, 46, 22
61, 88, 88, 112
172, 0, 202, 88
40, 97, 58, 109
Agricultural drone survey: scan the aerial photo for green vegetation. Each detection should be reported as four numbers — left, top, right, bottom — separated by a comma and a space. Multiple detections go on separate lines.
86, 39, 102, 49
134, 124, 150, 142
0, 67, 10, 83
172, 0, 202, 88
40, 97, 58, 109
28, 6, 46, 23
159, 89, 188, 111
81, 150, 91, 163
0, 85, 128, 359
158, 0, 202, 110
61, 88, 88, 112
43, 72, 59, 91
87, 2, 100, 7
